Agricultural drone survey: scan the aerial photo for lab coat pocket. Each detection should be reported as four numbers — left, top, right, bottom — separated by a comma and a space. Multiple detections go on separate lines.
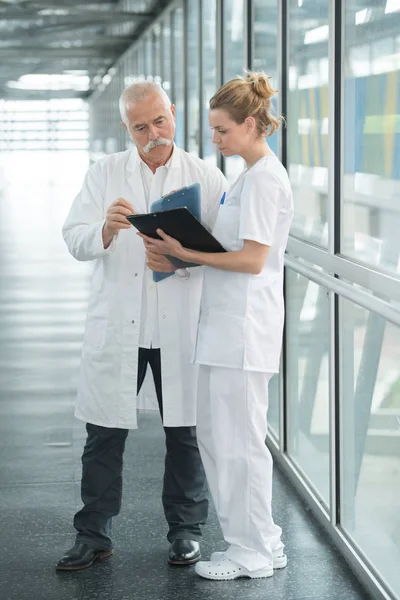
82, 317, 107, 355
195, 310, 245, 369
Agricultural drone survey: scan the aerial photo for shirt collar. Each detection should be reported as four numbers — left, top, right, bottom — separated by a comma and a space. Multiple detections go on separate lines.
139, 143, 176, 172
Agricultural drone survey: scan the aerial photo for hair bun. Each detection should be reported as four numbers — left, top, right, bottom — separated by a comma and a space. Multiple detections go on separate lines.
246, 71, 276, 100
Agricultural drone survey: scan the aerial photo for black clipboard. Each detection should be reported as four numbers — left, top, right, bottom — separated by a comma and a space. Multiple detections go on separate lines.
150, 184, 201, 281
126, 207, 226, 269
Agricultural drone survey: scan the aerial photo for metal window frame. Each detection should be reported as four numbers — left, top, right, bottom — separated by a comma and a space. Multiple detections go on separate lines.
328, 0, 342, 533
198, 0, 204, 158
170, 9, 176, 105
216, 0, 224, 173
278, 0, 288, 454
244, 0, 253, 71
183, 0, 189, 148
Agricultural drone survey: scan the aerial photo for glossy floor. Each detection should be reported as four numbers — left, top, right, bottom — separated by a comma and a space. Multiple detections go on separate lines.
0, 151, 371, 600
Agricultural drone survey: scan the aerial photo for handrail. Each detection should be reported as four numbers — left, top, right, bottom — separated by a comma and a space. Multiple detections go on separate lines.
285, 254, 400, 328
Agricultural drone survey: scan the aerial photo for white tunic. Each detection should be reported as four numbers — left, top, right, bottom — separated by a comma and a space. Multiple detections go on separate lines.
195, 155, 293, 373
62, 146, 227, 429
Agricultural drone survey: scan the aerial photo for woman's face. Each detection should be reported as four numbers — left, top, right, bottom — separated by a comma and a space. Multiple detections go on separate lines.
208, 108, 249, 157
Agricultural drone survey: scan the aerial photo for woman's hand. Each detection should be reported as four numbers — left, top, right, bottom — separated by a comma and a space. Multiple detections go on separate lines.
137, 229, 186, 260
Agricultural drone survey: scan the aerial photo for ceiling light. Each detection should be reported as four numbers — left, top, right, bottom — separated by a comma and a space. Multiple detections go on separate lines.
304, 25, 329, 45
38, 9, 69, 16
6, 74, 90, 91
356, 8, 372, 24
385, 0, 400, 13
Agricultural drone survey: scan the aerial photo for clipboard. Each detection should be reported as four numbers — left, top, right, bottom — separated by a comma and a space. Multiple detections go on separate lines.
149, 183, 201, 281
127, 207, 226, 271
150, 183, 201, 220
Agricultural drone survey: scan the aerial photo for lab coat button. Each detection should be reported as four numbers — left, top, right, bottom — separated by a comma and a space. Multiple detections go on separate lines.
131, 320, 135, 324
134, 273, 138, 276
162, 314, 166, 319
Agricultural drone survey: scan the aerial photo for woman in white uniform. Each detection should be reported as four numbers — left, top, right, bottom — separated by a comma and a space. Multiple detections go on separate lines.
139, 72, 293, 580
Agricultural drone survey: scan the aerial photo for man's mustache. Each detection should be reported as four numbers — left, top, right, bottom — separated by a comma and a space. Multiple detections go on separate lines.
142, 138, 172, 153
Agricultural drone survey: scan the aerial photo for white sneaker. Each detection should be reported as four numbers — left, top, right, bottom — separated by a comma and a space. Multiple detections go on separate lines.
195, 557, 273, 580
210, 550, 287, 569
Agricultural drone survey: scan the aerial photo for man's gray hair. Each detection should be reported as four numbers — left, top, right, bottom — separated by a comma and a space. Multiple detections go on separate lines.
119, 81, 172, 125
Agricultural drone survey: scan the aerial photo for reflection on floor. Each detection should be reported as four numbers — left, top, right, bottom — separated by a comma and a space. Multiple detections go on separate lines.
0, 151, 371, 600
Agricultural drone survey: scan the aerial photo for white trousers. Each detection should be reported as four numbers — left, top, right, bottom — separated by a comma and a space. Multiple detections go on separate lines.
196, 365, 283, 571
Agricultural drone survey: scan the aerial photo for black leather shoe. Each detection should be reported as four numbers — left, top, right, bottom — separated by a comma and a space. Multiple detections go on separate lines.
55, 542, 113, 571
168, 540, 201, 566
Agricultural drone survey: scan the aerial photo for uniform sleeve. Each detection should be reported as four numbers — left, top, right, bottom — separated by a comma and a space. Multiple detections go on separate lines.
201, 166, 228, 231
62, 159, 117, 261
239, 170, 284, 246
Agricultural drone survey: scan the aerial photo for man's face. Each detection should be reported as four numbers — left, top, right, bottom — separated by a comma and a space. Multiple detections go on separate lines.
123, 92, 176, 161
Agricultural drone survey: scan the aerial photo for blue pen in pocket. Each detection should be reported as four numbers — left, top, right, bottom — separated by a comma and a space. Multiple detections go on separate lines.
220, 192, 226, 205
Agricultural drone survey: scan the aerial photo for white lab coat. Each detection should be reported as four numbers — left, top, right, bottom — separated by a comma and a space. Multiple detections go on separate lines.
195, 155, 294, 372
63, 146, 227, 429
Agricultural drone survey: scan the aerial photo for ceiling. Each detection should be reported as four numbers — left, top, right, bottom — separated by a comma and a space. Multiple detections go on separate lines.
0, 0, 170, 101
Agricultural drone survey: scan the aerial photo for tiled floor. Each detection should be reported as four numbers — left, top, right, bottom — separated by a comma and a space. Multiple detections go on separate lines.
0, 152, 371, 600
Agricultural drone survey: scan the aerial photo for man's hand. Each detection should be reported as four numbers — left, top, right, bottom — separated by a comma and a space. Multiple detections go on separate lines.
146, 248, 176, 272
103, 197, 134, 249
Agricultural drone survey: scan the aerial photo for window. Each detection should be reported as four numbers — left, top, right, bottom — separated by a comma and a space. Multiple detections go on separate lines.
187, 0, 200, 155
287, 0, 330, 247
223, 0, 245, 182
341, 297, 400, 595
286, 270, 330, 505
201, 0, 217, 164
341, 1, 400, 274
172, 7, 184, 148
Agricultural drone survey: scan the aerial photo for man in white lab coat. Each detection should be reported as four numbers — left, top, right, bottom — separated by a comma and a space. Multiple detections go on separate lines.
56, 81, 227, 571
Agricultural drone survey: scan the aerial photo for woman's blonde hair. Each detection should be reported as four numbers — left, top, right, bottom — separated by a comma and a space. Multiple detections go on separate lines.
209, 71, 281, 138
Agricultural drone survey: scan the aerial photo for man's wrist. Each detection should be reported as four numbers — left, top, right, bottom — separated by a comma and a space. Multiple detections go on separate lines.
102, 223, 114, 249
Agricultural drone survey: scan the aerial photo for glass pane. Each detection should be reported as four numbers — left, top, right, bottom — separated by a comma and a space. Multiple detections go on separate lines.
144, 36, 152, 77
341, 2, 400, 274
187, 0, 200, 155
162, 16, 172, 94
286, 269, 330, 505
202, 0, 217, 165
152, 24, 162, 83
288, 0, 330, 247
341, 298, 400, 596
0, 99, 88, 152
172, 7, 184, 148
223, 0, 244, 80
223, 0, 245, 181
253, 0, 279, 157
137, 44, 145, 78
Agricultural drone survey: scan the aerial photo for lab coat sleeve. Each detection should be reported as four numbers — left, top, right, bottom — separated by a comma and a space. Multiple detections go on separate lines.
62, 159, 117, 261
239, 170, 284, 246
202, 166, 228, 230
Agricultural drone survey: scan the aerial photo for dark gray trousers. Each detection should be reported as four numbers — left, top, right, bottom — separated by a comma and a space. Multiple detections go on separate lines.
74, 348, 208, 551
